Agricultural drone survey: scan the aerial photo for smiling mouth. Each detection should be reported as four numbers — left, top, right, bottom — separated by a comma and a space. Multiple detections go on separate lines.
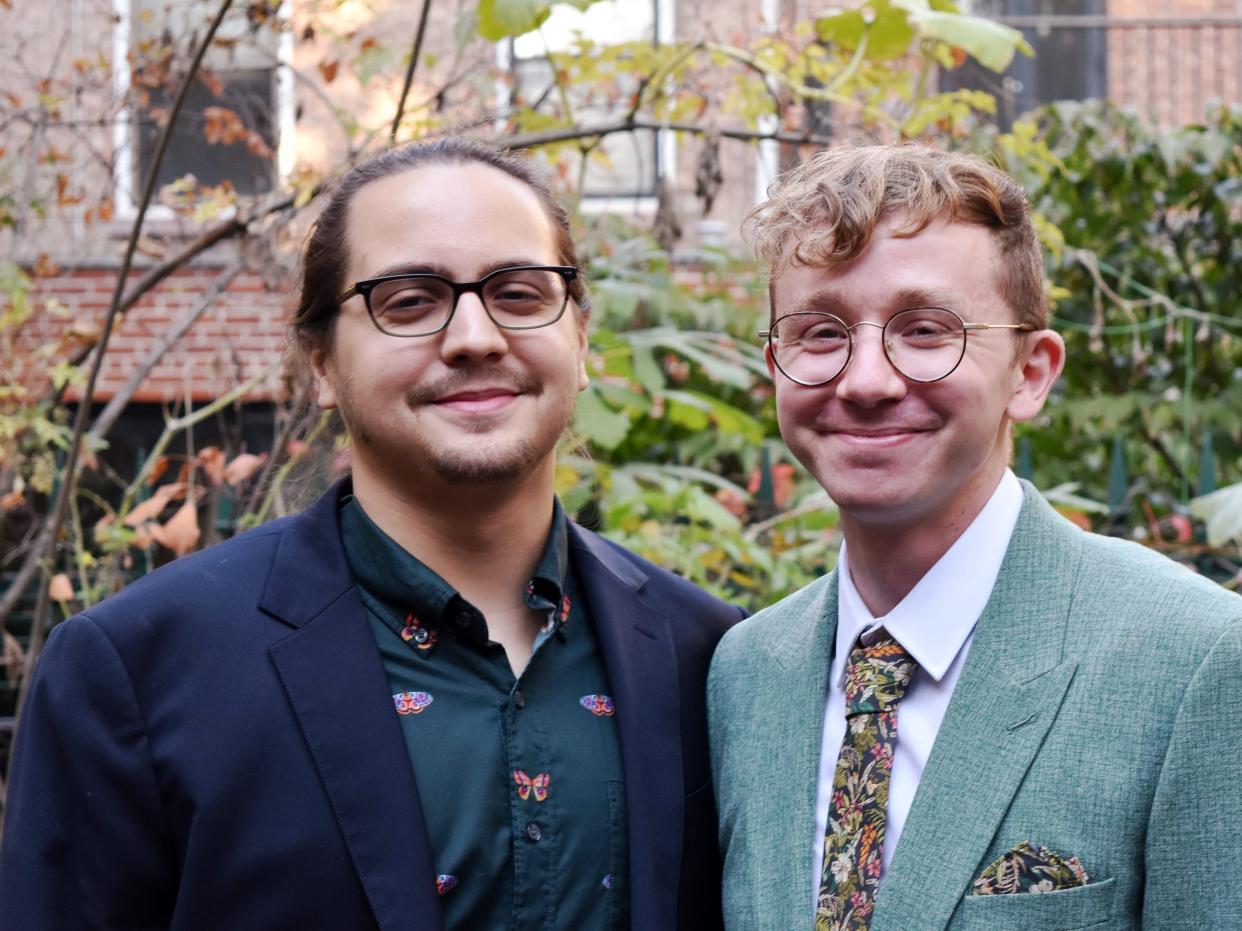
431, 388, 521, 414
831, 428, 930, 445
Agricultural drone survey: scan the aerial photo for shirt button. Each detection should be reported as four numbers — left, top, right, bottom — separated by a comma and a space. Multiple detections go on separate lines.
513, 690, 525, 709
525, 821, 542, 842
413, 628, 430, 644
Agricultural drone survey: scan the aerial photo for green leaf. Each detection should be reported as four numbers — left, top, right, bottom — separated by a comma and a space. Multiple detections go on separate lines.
814, 10, 865, 48
866, 3, 917, 61
574, 385, 631, 450
476, 0, 552, 41
1189, 482, 1242, 547
902, 6, 1030, 72
631, 345, 665, 395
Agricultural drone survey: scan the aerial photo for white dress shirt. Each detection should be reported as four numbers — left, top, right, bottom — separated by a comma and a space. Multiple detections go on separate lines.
810, 470, 1024, 914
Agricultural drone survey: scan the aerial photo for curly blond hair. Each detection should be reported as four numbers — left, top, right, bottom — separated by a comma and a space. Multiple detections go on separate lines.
745, 144, 1047, 328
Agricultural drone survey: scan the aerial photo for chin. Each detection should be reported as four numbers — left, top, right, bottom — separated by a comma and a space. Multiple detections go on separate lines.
426, 440, 543, 484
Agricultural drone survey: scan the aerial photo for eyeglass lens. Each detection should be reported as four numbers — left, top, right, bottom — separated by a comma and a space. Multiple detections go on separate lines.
770, 307, 967, 385
368, 269, 569, 336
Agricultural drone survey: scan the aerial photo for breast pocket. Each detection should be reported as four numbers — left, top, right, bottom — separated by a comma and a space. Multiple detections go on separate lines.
953, 877, 1117, 931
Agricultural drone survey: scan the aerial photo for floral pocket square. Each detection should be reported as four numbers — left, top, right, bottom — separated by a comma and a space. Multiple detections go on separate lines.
972, 841, 1090, 895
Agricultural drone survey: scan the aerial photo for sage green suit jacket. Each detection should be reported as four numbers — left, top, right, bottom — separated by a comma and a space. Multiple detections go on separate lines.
709, 484, 1242, 930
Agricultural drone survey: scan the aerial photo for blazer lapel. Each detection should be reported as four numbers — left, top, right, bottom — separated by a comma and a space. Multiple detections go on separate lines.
568, 525, 683, 931
761, 572, 839, 930
874, 487, 1084, 931
262, 487, 441, 931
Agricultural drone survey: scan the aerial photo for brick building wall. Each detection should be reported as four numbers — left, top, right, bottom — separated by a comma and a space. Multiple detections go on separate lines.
18, 261, 287, 403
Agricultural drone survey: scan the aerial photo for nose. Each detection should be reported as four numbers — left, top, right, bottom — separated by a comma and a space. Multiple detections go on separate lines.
438, 292, 508, 363
832, 321, 907, 406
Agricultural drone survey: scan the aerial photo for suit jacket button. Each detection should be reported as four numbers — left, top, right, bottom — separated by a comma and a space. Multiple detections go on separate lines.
513, 690, 525, 709
525, 821, 542, 842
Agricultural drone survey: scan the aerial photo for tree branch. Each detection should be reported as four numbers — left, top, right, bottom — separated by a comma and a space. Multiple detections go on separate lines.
499, 117, 837, 151
390, 0, 434, 144
84, 260, 244, 449
9, 0, 237, 748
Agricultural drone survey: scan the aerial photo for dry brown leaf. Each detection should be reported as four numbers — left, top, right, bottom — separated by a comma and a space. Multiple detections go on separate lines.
318, 59, 339, 83
196, 447, 226, 486
224, 451, 267, 486
48, 572, 74, 601
147, 454, 172, 485
32, 253, 61, 278
148, 501, 200, 557
123, 482, 186, 527
0, 490, 25, 511
2, 631, 23, 687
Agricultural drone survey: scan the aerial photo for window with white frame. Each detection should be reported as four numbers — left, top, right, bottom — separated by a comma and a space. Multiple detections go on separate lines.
509, 0, 670, 206
116, 0, 292, 210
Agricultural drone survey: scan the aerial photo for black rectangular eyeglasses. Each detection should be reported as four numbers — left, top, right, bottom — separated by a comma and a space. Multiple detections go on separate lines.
339, 264, 578, 337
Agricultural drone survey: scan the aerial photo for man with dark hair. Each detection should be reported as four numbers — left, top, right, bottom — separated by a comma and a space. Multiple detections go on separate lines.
1, 138, 741, 930
709, 145, 1242, 930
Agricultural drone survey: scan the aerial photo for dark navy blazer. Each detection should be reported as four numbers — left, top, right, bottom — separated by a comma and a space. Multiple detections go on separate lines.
0, 485, 743, 930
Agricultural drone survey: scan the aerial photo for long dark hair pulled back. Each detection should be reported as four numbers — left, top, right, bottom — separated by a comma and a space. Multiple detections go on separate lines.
292, 137, 589, 352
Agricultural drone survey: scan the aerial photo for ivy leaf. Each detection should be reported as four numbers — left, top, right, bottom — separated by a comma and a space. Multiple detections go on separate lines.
476, 0, 553, 41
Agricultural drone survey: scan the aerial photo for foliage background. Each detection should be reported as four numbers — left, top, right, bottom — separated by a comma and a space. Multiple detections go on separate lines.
0, 0, 1239, 783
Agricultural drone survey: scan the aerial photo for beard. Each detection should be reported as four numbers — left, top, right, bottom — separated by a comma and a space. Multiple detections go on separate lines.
334, 364, 570, 486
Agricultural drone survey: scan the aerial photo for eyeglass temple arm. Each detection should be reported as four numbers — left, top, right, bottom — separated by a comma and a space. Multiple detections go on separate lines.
962, 323, 1037, 332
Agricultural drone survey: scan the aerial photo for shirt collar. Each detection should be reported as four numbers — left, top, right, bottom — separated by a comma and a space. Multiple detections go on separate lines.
832, 470, 1024, 688
338, 493, 571, 644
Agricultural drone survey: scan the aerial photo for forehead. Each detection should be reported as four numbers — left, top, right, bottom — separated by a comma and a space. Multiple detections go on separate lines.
344, 163, 560, 280
771, 216, 1003, 317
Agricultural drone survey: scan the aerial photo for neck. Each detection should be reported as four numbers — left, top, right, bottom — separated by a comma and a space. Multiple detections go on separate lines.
840, 464, 1006, 617
348, 455, 557, 609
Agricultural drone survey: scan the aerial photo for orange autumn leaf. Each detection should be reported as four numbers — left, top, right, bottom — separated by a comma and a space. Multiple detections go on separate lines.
48, 573, 74, 601
147, 454, 172, 485
124, 482, 186, 527
318, 59, 339, 83
148, 501, 200, 556
196, 446, 226, 486
0, 490, 25, 512
224, 452, 267, 486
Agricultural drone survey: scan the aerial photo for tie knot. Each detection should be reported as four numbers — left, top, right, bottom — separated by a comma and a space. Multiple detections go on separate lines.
843, 637, 917, 716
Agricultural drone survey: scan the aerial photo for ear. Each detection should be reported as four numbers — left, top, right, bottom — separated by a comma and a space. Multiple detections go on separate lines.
308, 343, 340, 410
1006, 328, 1064, 424
764, 340, 779, 381
575, 313, 590, 392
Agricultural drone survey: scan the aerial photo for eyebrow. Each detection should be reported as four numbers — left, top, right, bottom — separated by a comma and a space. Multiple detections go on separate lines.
785, 286, 960, 315
362, 259, 553, 281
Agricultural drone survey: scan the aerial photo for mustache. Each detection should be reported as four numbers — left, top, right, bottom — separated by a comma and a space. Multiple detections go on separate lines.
404, 366, 541, 405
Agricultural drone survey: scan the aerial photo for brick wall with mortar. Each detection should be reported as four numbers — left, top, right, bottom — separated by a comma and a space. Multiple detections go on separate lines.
18, 262, 288, 404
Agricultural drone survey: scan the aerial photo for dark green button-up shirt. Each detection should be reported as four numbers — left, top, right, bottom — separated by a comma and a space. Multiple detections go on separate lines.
340, 496, 630, 931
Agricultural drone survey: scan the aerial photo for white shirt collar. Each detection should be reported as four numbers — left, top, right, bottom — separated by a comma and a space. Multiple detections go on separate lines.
832, 470, 1024, 688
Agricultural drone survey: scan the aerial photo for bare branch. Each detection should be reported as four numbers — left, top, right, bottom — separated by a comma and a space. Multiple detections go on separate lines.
391, 0, 435, 144
11, 0, 238, 743
85, 260, 245, 448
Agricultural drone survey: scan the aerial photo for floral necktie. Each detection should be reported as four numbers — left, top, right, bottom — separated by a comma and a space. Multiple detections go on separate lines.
816, 636, 917, 930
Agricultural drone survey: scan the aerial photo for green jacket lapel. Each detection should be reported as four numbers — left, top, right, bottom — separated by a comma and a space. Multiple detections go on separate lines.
759, 572, 839, 929
873, 486, 1083, 931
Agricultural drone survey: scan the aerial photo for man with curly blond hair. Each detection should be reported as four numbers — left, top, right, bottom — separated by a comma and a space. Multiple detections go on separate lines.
708, 145, 1242, 930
